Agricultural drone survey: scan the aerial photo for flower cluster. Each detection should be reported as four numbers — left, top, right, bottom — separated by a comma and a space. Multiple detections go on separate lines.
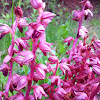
0, 0, 100, 100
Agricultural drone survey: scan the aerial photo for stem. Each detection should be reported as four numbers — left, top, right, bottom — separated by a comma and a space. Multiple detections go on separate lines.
25, 38, 38, 100
5, 36, 14, 96
54, 62, 59, 75
68, 2, 86, 63
25, 61, 35, 100
12, 0, 14, 24
90, 83, 100, 100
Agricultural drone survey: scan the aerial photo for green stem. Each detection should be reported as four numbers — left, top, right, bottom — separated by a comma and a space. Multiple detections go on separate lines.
12, 0, 14, 24
18, 0, 22, 7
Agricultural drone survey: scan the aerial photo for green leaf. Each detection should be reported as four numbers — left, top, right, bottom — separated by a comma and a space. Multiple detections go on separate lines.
23, 65, 28, 75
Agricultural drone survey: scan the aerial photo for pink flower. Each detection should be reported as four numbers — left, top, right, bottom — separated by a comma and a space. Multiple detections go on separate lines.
28, 95, 35, 100
38, 42, 52, 54
93, 65, 100, 75
10, 74, 28, 91
59, 63, 70, 74
15, 38, 30, 51
41, 11, 56, 20
54, 88, 67, 99
32, 85, 48, 99
84, 9, 93, 17
32, 72, 45, 82
36, 63, 48, 72
85, 1, 93, 9
41, 11, 56, 27
14, 51, 34, 65
17, 17, 28, 33
93, 40, 100, 49
3, 55, 11, 63
29, 22, 45, 38
50, 76, 61, 87
73, 10, 82, 21
48, 56, 58, 64
0, 23, 11, 39
63, 36, 74, 46
9, 93, 24, 100
36, 67, 46, 79
30, 0, 44, 9
18, 17, 28, 27
79, 26, 88, 38
74, 92, 89, 100
16, 76, 28, 91
0, 63, 9, 76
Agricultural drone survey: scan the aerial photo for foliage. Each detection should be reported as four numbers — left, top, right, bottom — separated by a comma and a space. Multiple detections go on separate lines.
0, 0, 100, 100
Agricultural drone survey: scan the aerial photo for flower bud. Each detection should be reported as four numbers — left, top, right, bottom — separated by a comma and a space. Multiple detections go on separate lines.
14, 6, 23, 18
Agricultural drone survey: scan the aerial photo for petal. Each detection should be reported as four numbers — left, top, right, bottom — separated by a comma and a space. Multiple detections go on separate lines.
3, 55, 11, 63
30, 0, 43, 9
36, 67, 46, 79
93, 65, 100, 75
36, 64, 47, 70
39, 43, 51, 52
0, 63, 9, 71
16, 76, 28, 90
14, 56, 24, 65
63, 36, 74, 43
48, 56, 58, 64
41, 11, 56, 20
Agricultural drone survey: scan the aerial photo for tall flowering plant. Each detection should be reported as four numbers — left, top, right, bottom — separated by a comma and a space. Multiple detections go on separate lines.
0, 0, 100, 100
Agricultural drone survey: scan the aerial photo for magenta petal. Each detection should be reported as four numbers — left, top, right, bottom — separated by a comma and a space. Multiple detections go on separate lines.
28, 95, 35, 100
48, 56, 58, 64
73, 55, 83, 63
73, 10, 82, 21
41, 11, 56, 20
36, 67, 46, 79
11, 74, 20, 84
75, 92, 89, 100
14, 56, 24, 65
39, 43, 51, 52
16, 76, 27, 90
33, 72, 45, 82
23, 54, 34, 64
9, 93, 24, 100
63, 36, 74, 43
36, 64, 47, 70
93, 65, 100, 75
30, 0, 43, 9
93, 40, 100, 48
51, 76, 61, 87
0, 63, 9, 71
33, 85, 48, 99
3, 55, 11, 63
